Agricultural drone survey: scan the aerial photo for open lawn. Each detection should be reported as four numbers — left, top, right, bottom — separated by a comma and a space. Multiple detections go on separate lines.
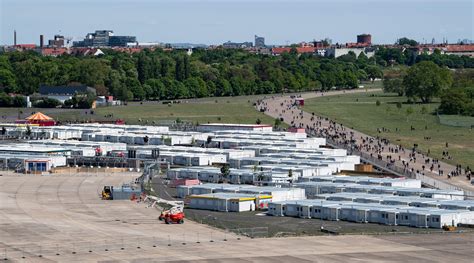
303, 91, 474, 168
0, 95, 277, 126
95, 95, 276, 125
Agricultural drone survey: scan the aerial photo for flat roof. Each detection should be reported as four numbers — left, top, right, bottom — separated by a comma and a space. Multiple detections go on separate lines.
189, 193, 272, 201
199, 123, 272, 128
0, 146, 70, 153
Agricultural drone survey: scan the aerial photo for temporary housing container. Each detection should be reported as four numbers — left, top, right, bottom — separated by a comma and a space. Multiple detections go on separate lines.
438, 200, 474, 211
426, 210, 474, 228
188, 193, 272, 212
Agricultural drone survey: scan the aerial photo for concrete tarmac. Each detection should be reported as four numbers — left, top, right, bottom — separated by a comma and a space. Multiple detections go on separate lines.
1, 173, 473, 262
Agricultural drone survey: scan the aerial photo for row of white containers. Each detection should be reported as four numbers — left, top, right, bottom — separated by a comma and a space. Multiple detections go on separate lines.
299, 175, 422, 188
82, 131, 209, 145
267, 199, 474, 228
167, 167, 289, 184
26, 140, 127, 156
177, 183, 306, 202
294, 181, 465, 200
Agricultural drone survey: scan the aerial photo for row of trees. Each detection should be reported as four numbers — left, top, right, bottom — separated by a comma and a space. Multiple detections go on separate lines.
1, 46, 472, 105
0, 48, 381, 102
376, 47, 474, 68
383, 61, 474, 116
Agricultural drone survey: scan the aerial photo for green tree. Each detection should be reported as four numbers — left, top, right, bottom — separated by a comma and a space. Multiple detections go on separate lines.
274, 118, 282, 128
438, 88, 470, 115
0, 92, 12, 107
396, 37, 418, 46
403, 61, 452, 103
220, 164, 230, 182
145, 79, 165, 99
0, 68, 17, 92
383, 77, 405, 96
74, 59, 110, 87
365, 65, 383, 82
215, 78, 231, 96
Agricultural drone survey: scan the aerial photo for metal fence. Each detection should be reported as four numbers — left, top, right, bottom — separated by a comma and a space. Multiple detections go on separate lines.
437, 114, 474, 128
0, 231, 240, 261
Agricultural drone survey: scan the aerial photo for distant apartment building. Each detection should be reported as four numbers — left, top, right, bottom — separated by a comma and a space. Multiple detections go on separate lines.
407, 44, 474, 57
326, 46, 375, 58
48, 35, 65, 48
255, 35, 265, 47
109, 36, 137, 47
73, 30, 136, 47
443, 44, 474, 57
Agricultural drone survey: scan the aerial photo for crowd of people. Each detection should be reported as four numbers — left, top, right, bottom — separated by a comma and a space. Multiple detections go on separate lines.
257, 93, 472, 186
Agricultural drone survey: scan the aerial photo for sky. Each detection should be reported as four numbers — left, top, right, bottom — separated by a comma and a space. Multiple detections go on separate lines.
0, 0, 473, 46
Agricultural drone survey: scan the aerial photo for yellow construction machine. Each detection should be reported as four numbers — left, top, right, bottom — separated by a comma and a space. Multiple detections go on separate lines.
101, 186, 113, 200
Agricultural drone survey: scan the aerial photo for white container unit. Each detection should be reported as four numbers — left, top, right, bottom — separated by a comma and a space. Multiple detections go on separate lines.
338, 204, 372, 223
397, 208, 432, 228
188, 193, 261, 212
238, 186, 306, 202
268, 201, 287, 216
312, 202, 343, 221
438, 200, 474, 211
427, 210, 474, 228
367, 207, 401, 225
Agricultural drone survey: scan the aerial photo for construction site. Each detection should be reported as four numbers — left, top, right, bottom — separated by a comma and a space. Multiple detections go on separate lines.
1, 122, 474, 262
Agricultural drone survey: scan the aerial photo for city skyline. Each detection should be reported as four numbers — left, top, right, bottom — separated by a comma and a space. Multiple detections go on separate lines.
0, 0, 473, 46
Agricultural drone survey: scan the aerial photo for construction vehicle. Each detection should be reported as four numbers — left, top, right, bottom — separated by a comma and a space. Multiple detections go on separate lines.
144, 195, 185, 224
442, 225, 457, 231
160, 207, 185, 224
101, 184, 142, 201
101, 186, 113, 200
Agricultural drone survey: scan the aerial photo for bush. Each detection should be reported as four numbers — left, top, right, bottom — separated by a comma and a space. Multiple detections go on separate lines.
375, 100, 381, 106
34, 98, 62, 108
63, 92, 95, 109
0, 93, 12, 107
0, 93, 25, 107
274, 118, 282, 127
12, 96, 26, 107
438, 89, 470, 115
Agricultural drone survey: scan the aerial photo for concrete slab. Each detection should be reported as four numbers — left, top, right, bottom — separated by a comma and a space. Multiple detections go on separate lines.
1, 174, 473, 262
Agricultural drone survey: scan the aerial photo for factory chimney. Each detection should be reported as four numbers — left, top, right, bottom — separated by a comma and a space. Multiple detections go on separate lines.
40, 35, 44, 48
14, 30, 17, 46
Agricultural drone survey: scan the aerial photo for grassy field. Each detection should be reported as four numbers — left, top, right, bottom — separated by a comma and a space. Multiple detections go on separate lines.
303, 91, 474, 168
0, 95, 277, 126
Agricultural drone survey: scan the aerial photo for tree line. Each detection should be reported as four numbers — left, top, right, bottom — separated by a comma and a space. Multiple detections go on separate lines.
1, 48, 382, 103
0, 47, 473, 108
376, 47, 473, 68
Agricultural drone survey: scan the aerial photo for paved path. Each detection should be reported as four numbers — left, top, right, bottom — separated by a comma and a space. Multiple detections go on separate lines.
258, 89, 474, 195
1, 173, 473, 262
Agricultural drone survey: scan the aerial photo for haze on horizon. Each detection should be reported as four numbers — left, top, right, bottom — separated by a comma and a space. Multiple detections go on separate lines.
0, 0, 472, 46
